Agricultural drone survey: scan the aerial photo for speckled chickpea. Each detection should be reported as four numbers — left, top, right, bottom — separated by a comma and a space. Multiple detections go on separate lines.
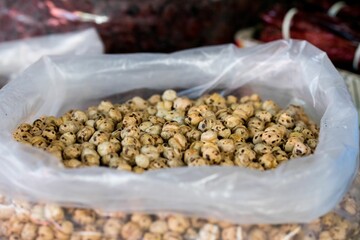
200, 130, 218, 143
21, 222, 37, 240
41, 127, 57, 142
168, 133, 187, 150
72, 209, 96, 226
33, 119, 46, 129
30, 126, 43, 136
44, 204, 64, 223
59, 121, 79, 135
149, 220, 168, 234
163, 146, 182, 161
63, 144, 82, 160
222, 226, 244, 240
188, 157, 210, 167
174, 97, 192, 112
63, 159, 83, 168
98, 101, 114, 113
121, 222, 143, 240
226, 95, 238, 105
284, 137, 302, 152
201, 146, 221, 164
81, 148, 100, 166
30, 136, 48, 149
97, 141, 118, 157
262, 100, 280, 115
259, 153, 278, 169
142, 232, 161, 240
89, 131, 110, 145
117, 161, 132, 172
167, 215, 190, 234
71, 110, 88, 124
163, 232, 183, 240
37, 226, 54, 240
198, 224, 220, 240
292, 141, 311, 157
254, 143, 272, 155
95, 118, 115, 132
217, 139, 235, 153
234, 146, 256, 167
59, 132, 76, 146
103, 218, 123, 238
135, 154, 150, 169
76, 126, 95, 143
185, 111, 203, 126
121, 125, 140, 139
130, 213, 152, 230
121, 145, 139, 163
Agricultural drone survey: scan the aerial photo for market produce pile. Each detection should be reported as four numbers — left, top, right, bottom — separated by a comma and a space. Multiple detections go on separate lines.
0, 193, 358, 240
13, 90, 319, 172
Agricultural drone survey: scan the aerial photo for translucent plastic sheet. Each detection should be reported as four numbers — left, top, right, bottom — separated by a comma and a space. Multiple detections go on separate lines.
0, 40, 358, 225
0, 28, 103, 87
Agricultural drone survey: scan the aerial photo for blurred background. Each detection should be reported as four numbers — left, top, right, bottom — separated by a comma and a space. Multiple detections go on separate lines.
0, 0, 359, 73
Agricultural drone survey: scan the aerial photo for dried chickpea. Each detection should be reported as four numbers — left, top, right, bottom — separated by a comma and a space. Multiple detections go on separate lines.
71, 110, 88, 124
14, 90, 319, 174
77, 126, 95, 143
163, 232, 183, 240
72, 209, 96, 225
59, 121, 79, 134
89, 131, 110, 145
121, 222, 143, 240
135, 154, 150, 169
198, 224, 220, 240
167, 215, 190, 234
103, 218, 123, 237
21, 223, 37, 240
81, 148, 100, 166
37, 226, 54, 240
150, 220, 168, 234
63, 144, 82, 160
59, 132, 76, 146
44, 204, 64, 222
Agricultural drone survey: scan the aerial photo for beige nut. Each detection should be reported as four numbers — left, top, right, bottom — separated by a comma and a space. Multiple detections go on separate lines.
59, 121, 79, 135
167, 215, 190, 234
81, 148, 100, 166
44, 204, 64, 223
135, 154, 150, 169
77, 126, 95, 143
63, 144, 82, 160
97, 141, 118, 157
103, 218, 123, 237
21, 222, 37, 240
150, 220, 168, 234
198, 223, 220, 240
89, 131, 110, 145
121, 222, 143, 240
95, 118, 115, 132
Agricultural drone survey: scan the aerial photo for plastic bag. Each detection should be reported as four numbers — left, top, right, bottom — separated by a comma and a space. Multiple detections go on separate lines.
0, 40, 358, 225
0, 28, 103, 87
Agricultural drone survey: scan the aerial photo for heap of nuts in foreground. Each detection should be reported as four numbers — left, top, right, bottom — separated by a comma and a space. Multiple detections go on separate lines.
0, 194, 358, 240
13, 90, 319, 172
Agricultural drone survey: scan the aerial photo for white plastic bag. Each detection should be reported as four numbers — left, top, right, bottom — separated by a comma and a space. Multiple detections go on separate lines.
0, 28, 103, 87
0, 40, 358, 224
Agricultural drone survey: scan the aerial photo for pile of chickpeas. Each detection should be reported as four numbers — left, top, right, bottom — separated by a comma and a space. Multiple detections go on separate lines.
0, 193, 358, 240
13, 90, 319, 172
5, 90, 360, 239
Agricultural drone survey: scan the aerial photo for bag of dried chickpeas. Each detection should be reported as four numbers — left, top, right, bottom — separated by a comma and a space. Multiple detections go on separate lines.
0, 40, 359, 239
0, 28, 103, 88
